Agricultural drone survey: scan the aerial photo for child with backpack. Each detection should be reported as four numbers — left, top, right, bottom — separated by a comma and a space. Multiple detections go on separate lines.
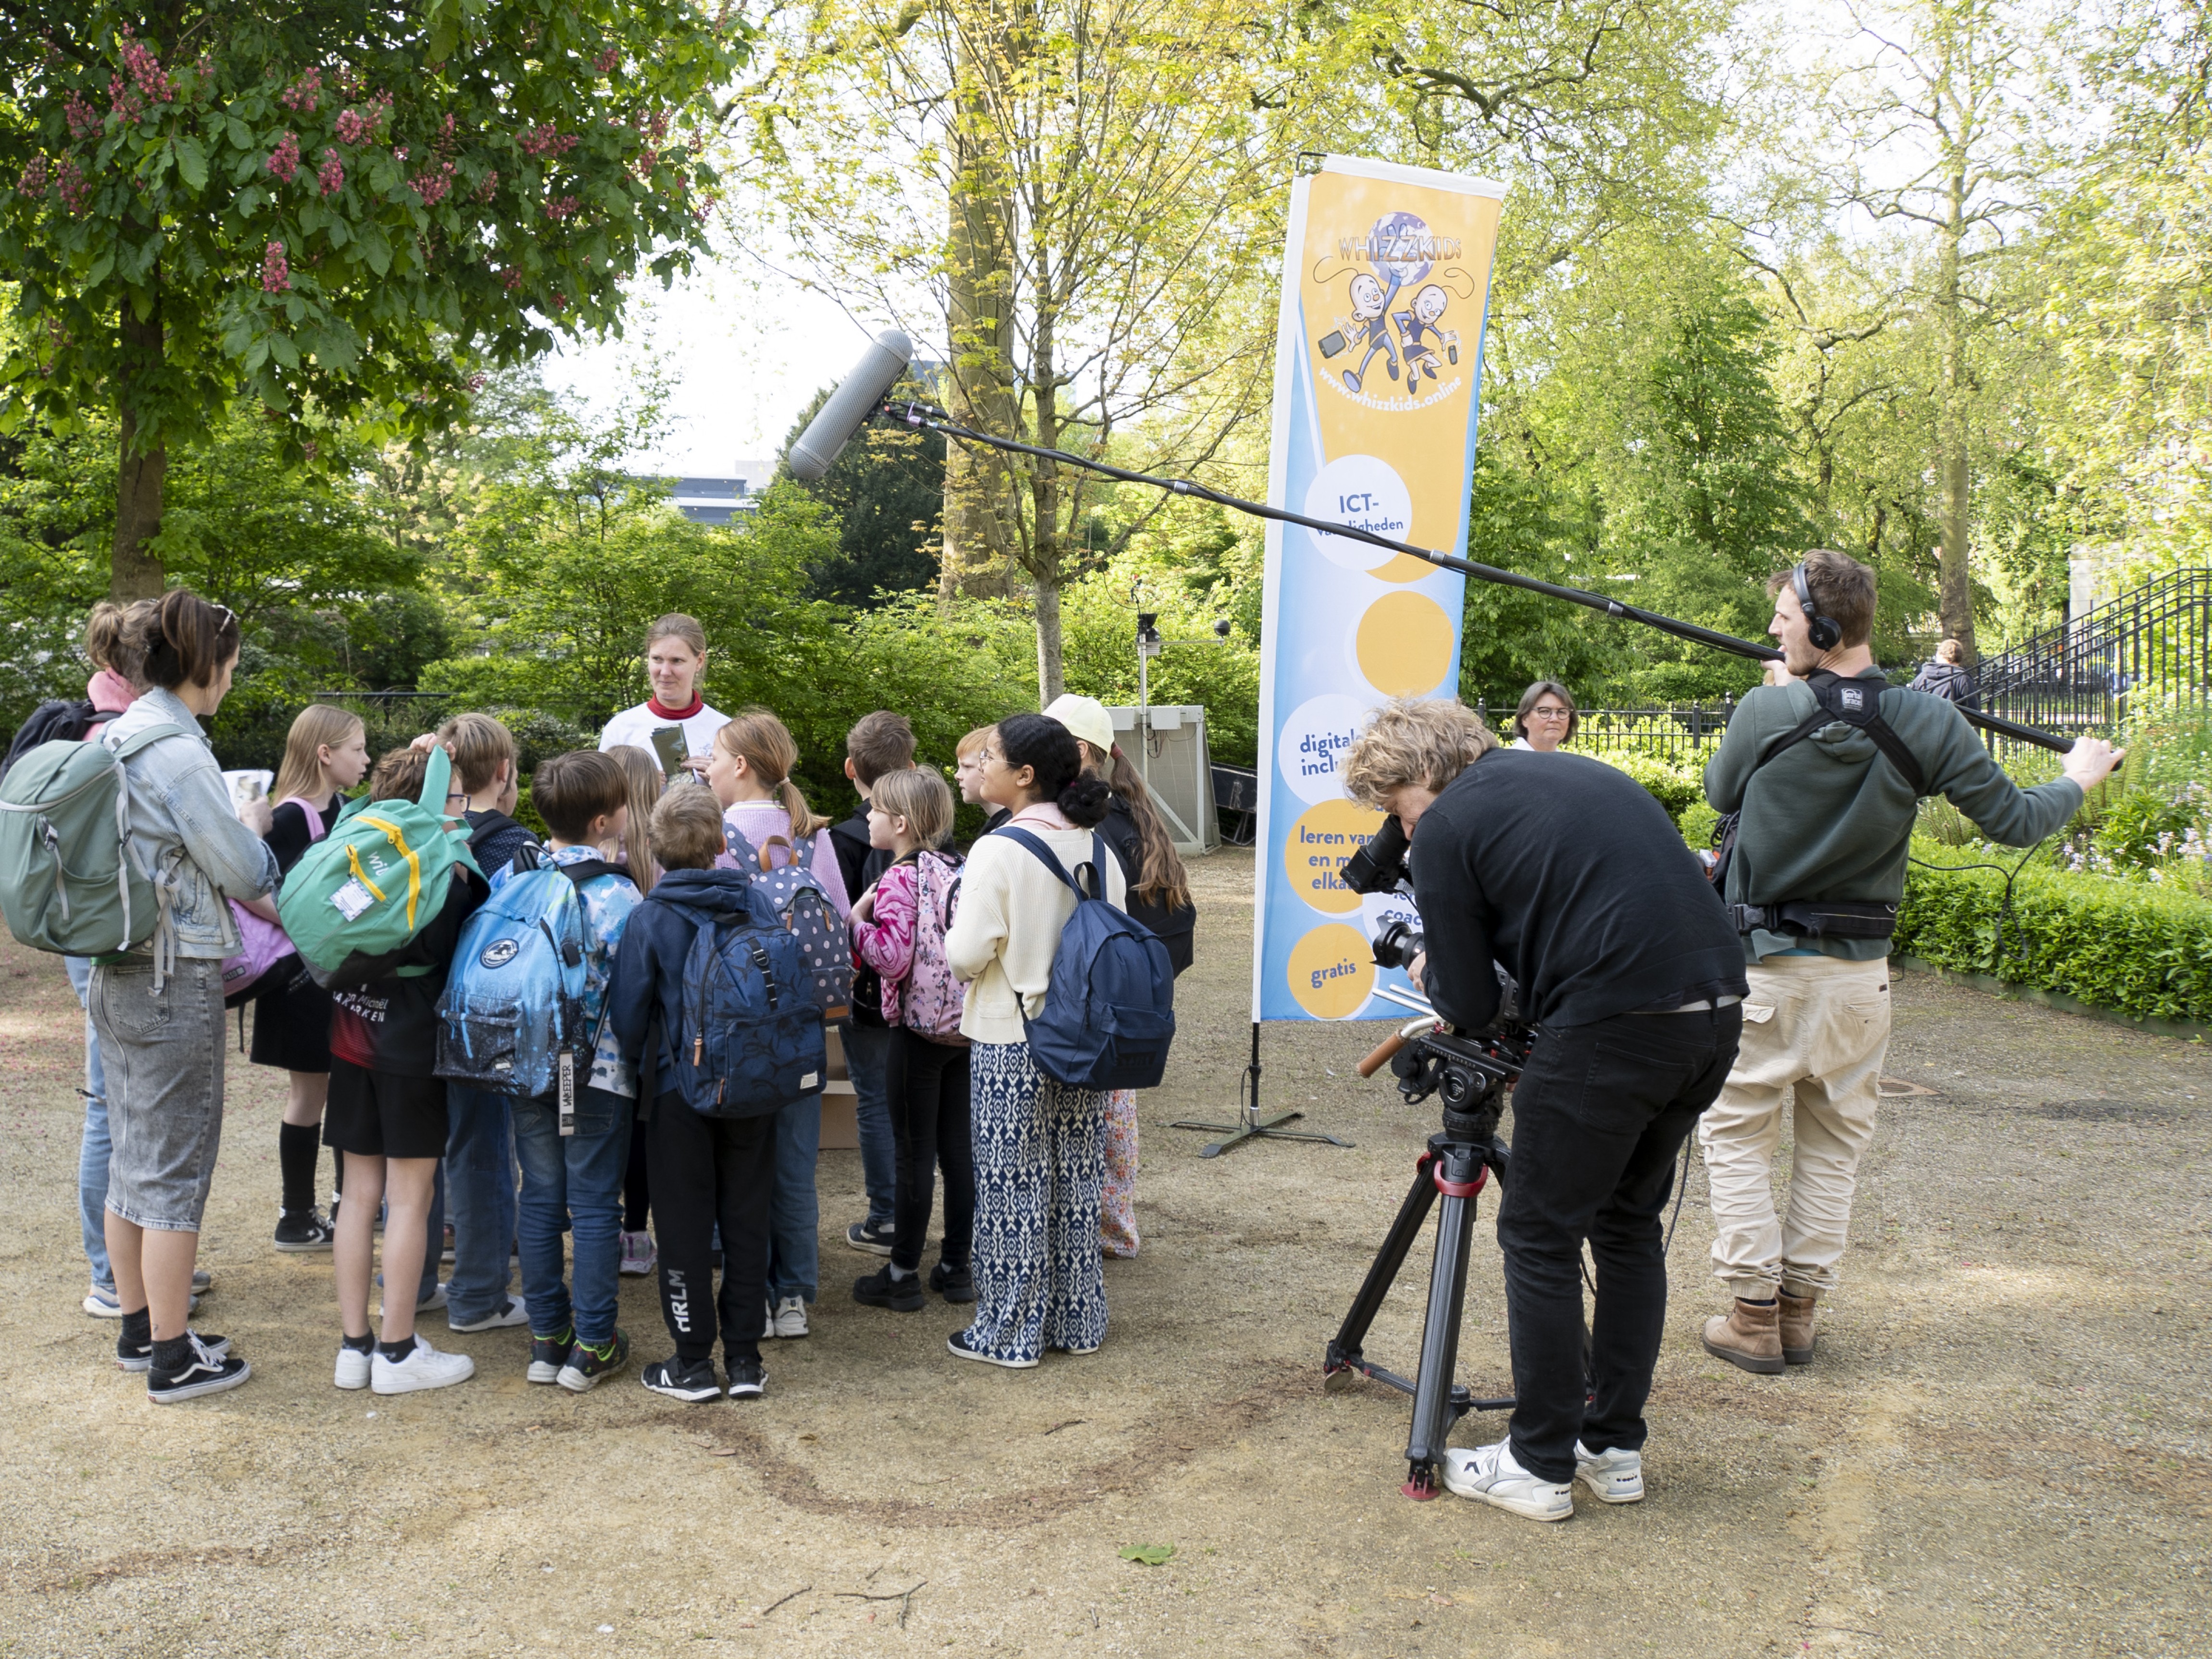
611, 787, 825, 1401
429, 712, 539, 1336
608, 743, 667, 1278
485, 751, 641, 1391
827, 711, 916, 1261
942, 715, 1130, 1368
253, 704, 371, 1254
323, 746, 488, 1395
847, 767, 974, 1313
705, 708, 849, 1339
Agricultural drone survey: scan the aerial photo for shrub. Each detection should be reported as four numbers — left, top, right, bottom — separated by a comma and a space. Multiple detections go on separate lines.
1592, 752, 1703, 826
1895, 840, 2212, 1026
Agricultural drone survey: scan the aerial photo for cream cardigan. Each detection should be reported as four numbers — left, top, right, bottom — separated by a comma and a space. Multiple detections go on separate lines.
946, 823, 1128, 1045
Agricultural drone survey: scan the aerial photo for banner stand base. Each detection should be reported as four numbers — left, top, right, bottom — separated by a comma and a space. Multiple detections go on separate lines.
1170, 1023, 1354, 1159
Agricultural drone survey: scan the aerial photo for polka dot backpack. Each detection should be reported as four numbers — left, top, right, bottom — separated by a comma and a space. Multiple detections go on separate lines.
723, 824, 854, 1023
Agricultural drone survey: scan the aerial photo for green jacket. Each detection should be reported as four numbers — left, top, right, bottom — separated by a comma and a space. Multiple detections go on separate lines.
1704, 671, 2082, 963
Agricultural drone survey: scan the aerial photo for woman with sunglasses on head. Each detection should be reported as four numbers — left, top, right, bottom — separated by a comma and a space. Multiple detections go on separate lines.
1510, 681, 1579, 753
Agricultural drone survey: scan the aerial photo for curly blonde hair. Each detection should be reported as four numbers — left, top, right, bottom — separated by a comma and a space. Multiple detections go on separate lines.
1341, 697, 1497, 810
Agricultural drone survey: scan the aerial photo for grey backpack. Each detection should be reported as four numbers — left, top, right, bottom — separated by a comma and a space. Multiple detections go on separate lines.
0, 724, 190, 956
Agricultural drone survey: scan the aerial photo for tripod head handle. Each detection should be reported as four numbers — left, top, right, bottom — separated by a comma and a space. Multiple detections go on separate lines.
1357, 1015, 1442, 1079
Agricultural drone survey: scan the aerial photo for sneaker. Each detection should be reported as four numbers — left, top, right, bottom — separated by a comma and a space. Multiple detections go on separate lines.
726, 1357, 767, 1398
370, 1336, 475, 1395
770, 1296, 809, 1339
274, 1207, 336, 1252
335, 1342, 373, 1391
147, 1333, 251, 1403
930, 1260, 975, 1304
527, 1329, 574, 1384
191, 1268, 213, 1295
117, 1330, 230, 1374
641, 1356, 722, 1402
376, 1279, 449, 1320
853, 1266, 924, 1312
619, 1230, 658, 1276
449, 1295, 530, 1333
1573, 1441, 1644, 1505
1439, 1439, 1574, 1522
557, 1329, 631, 1393
946, 1329, 1039, 1370
87, 1285, 199, 1319
844, 1217, 895, 1256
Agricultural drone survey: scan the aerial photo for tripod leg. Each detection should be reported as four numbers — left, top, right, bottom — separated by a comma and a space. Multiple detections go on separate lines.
1324, 1155, 1438, 1388
1403, 1184, 1480, 1499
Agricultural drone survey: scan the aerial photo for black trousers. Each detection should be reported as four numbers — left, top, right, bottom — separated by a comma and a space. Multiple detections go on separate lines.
1496, 1005, 1742, 1483
645, 1091, 775, 1364
886, 1030, 974, 1273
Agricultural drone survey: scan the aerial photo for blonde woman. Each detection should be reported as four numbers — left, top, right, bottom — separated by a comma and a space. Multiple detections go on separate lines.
598, 614, 727, 779
609, 743, 666, 1278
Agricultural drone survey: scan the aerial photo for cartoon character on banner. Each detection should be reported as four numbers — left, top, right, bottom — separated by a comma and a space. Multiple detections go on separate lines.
1313, 211, 1477, 404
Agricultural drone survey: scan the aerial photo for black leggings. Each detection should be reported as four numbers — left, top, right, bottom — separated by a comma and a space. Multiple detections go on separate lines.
624, 1113, 650, 1231
645, 1092, 775, 1363
887, 1030, 973, 1273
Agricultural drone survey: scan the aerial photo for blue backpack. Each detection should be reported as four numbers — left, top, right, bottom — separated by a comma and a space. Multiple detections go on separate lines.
724, 824, 854, 1022
674, 885, 827, 1118
434, 847, 619, 1098
995, 828, 1176, 1092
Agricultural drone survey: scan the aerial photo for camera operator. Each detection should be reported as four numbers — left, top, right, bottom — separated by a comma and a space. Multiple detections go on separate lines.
1697, 550, 2122, 1374
1343, 697, 1747, 1523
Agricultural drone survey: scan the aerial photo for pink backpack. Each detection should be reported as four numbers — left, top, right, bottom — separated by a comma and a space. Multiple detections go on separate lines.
901, 850, 967, 1044
221, 796, 322, 1007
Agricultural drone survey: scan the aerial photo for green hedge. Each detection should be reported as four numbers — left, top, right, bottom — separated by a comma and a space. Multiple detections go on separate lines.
1895, 840, 2212, 1026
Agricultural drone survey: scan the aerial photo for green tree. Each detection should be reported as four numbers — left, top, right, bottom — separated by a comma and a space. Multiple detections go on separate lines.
776, 378, 946, 608
0, 0, 743, 599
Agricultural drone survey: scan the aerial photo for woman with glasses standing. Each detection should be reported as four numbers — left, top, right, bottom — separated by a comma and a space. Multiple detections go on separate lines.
1510, 682, 1579, 753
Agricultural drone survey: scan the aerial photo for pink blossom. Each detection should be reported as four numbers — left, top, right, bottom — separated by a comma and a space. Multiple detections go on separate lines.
262, 239, 290, 292
466, 371, 488, 391
413, 159, 456, 206
19, 155, 49, 194
279, 68, 321, 113
108, 75, 142, 121
121, 38, 174, 104
64, 92, 99, 137
267, 131, 301, 182
54, 154, 90, 214
545, 194, 579, 219
520, 123, 578, 159
437, 112, 457, 152
394, 145, 408, 162
474, 169, 499, 202
594, 46, 621, 74
334, 91, 391, 146
500, 267, 522, 291
318, 148, 344, 197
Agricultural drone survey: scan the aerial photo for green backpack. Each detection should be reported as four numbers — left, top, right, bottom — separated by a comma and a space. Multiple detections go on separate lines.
0, 723, 194, 957
279, 742, 482, 979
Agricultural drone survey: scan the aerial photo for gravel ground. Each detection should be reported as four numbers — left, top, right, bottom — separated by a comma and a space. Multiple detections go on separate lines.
1, 846, 2206, 1658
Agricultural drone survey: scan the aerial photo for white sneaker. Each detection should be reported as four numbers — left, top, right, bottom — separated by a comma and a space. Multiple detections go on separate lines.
377, 1280, 449, 1321
449, 1295, 529, 1333
334, 1344, 372, 1391
370, 1336, 476, 1395
771, 1296, 809, 1339
1573, 1441, 1644, 1504
1440, 1438, 1575, 1522
759, 1300, 778, 1341
618, 1231, 658, 1276
85, 1284, 198, 1318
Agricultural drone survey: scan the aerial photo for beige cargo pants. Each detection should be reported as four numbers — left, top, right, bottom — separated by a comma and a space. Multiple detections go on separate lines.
1697, 955, 1891, 1301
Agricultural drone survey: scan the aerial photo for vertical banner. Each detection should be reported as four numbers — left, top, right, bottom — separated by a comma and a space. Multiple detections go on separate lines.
1251, 156, 1505, 1023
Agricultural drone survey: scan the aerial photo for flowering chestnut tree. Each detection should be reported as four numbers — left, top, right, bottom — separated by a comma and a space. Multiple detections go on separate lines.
0, 2, 746, 597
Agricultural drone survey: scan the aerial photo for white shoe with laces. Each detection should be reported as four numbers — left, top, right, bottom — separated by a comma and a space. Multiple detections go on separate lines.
771, 1296, 809, 1339
1440, 1438, 1575, 1522
1573, 1440, 1644, 1504
370, 1336, 475, 1395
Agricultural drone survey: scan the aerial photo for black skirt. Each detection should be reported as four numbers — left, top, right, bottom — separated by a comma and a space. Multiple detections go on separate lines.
249, 961, 335, 1073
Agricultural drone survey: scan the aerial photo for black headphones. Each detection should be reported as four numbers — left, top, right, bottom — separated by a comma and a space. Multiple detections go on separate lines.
1792, 562, 1842, 653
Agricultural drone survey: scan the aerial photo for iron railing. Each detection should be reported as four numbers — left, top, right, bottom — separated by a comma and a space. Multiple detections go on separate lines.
1974, 569, 2211, 736
1473, 699, 1737, 768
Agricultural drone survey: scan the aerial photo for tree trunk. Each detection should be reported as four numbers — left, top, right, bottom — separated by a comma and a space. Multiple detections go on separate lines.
940, 30, 1017, 604
1935, 163, 1977, 664
111, 408, 167, 602
1033, 566, 1064, 703
111, 305, 167, 601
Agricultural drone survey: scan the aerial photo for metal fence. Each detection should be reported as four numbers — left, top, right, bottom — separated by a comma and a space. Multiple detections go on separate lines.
1471, 699, 1737, 769
1976, 568, 2211, 737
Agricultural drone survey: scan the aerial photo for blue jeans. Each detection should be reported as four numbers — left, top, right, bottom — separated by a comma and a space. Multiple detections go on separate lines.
766, 1092, 823, 1303
444, 1084, 519, 1324
513, 1092, 633, 1345
844, 1023, 896, 1226
66, 955, 112, 1290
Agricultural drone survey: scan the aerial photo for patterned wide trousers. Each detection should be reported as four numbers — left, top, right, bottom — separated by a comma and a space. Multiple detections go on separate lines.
1101, 1089, 1140, 1257
962, 1041, 1109, 1364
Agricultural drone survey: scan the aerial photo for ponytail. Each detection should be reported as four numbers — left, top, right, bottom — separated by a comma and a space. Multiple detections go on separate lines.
712, 707, 828, 838
123, 589, 241, 691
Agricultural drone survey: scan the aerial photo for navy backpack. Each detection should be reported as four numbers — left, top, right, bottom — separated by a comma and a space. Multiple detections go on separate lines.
673, 884, 828, 1118
995, 827, 1176, 1092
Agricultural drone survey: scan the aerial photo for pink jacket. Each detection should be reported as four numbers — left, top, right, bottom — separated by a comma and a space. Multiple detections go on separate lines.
85, 668, 138, 740
848, 860, 918, 1025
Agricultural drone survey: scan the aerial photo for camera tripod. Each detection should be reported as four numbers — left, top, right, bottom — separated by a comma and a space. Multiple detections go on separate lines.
1323, 1024, 1522, 1501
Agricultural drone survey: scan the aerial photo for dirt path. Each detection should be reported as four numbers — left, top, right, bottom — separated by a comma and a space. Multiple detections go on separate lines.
2, 848, 2205, 1657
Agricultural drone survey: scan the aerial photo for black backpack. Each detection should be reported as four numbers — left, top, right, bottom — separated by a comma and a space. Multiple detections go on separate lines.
0, 700, 102, 786
1708, 671, 1929, 905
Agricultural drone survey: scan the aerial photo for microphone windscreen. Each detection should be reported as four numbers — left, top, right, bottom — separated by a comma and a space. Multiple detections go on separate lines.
787, 329, 913, 482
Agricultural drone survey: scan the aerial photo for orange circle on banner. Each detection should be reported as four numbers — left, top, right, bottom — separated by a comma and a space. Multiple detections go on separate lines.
1288, 924, 1377, 1019
1372, 552, 1436, 585
1357, 590, 1455, 695
1282, 798, 1387, 915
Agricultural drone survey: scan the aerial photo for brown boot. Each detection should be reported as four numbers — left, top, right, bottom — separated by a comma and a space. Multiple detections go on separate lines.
1701, 1298, 1784, 1374
1778, 1291, 1817, 1366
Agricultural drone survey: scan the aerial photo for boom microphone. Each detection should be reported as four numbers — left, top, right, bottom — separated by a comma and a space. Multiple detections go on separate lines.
786, 329, 913, 482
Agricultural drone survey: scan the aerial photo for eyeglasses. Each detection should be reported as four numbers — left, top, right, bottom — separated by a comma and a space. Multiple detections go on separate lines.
1528, 707, 1572, 721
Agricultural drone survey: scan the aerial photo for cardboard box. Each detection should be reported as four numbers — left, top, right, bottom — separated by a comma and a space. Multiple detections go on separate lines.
819, 1024, 859, 1151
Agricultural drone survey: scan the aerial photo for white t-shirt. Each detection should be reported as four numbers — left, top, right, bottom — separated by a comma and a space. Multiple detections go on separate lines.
599, 700, 730, 772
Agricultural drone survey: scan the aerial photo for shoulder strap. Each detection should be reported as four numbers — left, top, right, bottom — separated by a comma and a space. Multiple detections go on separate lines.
276, 795, 327, 841
556, 858, 620, 888
1806, 672, 1930, 797
107, 721, 195, 761
994, 825, 1083, 898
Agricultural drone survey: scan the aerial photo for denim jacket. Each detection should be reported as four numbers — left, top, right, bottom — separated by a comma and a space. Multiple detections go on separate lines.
101, 687, 278, 977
